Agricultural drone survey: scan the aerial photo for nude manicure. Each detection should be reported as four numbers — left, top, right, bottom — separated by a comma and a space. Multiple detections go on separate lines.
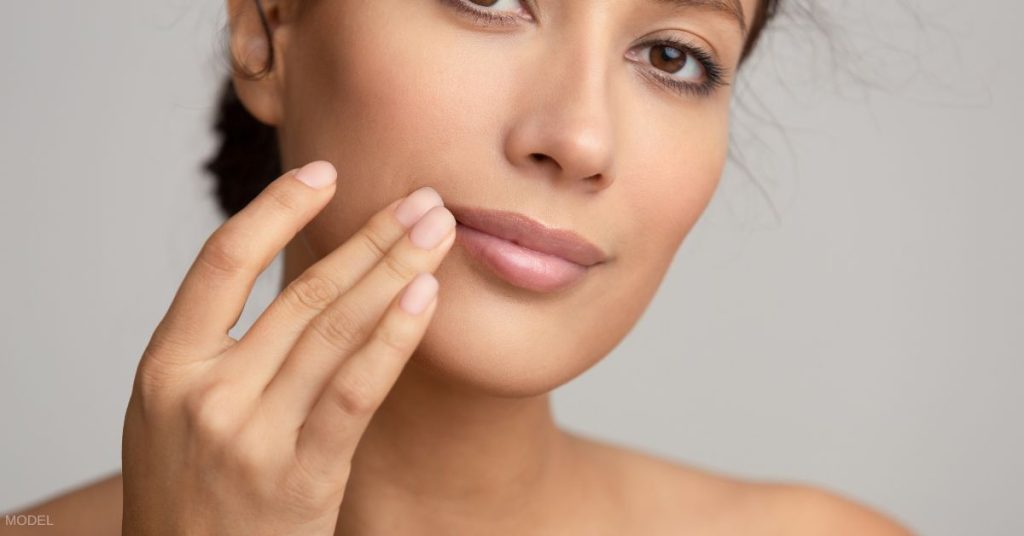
410, 207, 455, 249
394, 186, 443, 228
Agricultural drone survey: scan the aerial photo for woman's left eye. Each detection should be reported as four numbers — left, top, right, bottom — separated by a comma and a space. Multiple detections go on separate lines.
640, 43, 706, 84
628, 39, 726, 97
442, 0, 534, 26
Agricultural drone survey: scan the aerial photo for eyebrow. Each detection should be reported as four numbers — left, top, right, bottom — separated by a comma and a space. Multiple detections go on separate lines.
651, 0, 748, 38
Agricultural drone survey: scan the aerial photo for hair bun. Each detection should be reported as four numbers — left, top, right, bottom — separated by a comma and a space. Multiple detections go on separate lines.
202, 77, 282, 219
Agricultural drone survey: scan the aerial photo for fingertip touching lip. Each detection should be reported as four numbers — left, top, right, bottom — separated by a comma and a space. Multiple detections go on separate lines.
445, 204, 609, 267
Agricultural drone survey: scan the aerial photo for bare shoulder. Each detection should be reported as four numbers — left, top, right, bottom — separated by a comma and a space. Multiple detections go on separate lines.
1, 472, 122, 535
565, 432, 915, 536
753, 482, 917, 536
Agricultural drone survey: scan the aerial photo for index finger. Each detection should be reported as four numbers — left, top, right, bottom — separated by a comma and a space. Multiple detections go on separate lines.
147, 161, 338, 364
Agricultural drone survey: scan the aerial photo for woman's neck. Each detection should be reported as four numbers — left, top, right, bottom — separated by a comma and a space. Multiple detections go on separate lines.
337, 361, 578, 534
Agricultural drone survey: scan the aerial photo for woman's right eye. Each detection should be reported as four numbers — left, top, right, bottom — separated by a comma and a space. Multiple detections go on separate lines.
440, 0, 535, 27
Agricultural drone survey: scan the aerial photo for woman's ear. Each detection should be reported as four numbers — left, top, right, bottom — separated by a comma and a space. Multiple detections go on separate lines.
225, 0, 298, 127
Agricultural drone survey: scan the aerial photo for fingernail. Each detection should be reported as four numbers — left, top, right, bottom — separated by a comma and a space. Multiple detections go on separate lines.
394, 186, 443, 228
400, 272, 438, 315
410, 207, 455, 250
293, 161, 337, 189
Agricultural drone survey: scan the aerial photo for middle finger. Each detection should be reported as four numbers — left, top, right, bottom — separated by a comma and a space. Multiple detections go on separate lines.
260, 203, 456, 423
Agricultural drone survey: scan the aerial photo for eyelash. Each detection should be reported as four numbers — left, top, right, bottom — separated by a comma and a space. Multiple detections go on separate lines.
635, 36, 728, 98
441, 0, 526, 27
439, 0, 729, 98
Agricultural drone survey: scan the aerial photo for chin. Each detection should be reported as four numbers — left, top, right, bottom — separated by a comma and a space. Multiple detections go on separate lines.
408, 326, 592, 400
404, 245, 618, 399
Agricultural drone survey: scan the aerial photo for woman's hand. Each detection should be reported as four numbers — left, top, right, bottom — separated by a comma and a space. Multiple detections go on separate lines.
120, 161, 455, 536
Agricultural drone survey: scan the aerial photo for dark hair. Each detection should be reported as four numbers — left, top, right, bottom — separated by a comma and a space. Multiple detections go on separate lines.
204, 0, 782, 218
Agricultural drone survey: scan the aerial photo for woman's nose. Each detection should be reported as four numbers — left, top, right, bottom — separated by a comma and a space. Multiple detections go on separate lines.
503, 42, 616, 191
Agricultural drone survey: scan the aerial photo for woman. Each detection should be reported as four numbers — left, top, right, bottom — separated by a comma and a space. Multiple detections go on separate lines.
4, 0, 915, 534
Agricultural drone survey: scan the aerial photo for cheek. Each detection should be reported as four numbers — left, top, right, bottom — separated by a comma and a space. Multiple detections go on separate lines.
620, 114, 730, 267
279, 2, 495, 253
285, 2, 502, 170
604, 112, 730, 331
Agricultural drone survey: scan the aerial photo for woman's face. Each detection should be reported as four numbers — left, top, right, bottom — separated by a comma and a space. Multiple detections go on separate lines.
236, 0, 756, 396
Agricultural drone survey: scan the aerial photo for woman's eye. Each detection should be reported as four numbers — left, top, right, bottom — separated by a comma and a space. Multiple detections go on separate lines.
628, 39, 726, 97
466, 0, 515, 7
443, 0, 534, 25
642, 43, 706, 84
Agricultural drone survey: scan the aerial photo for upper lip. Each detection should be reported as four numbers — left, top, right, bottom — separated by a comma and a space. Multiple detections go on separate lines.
446, 204, 609, 267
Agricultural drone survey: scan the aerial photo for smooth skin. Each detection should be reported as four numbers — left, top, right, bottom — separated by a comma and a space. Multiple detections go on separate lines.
1, 165, 914, 534
2, 0, 917, 534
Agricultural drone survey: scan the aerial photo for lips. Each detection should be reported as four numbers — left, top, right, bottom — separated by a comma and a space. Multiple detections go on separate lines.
445, 205, 608, 267
444, 204, 608, 293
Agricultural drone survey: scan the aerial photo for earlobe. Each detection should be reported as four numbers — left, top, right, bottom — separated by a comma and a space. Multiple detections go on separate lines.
231, 39, 284, 127
225, 0, 291, 126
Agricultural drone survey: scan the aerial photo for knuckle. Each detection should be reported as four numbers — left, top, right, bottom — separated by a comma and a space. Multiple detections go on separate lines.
133, 338, 198, 407
309, 301, 368, 351
357, 221, 391, 260
380, 253, 416, 284
225, 433, 273, 483
197, 232, 250, 277
263, 182, 304, 215
374, 317, 416, 356
136, 349, 175, 385
325, 370, 379, 417
183, 382, 240, 440
284, 273, 340, 312
141, 326, 198, 366
133, 357, 177, 409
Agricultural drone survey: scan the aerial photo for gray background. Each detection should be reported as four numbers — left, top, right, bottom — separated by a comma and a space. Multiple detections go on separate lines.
2, 1, 1021, 535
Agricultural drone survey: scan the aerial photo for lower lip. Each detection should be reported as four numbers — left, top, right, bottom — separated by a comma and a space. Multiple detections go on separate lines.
455, 223, 591, 293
